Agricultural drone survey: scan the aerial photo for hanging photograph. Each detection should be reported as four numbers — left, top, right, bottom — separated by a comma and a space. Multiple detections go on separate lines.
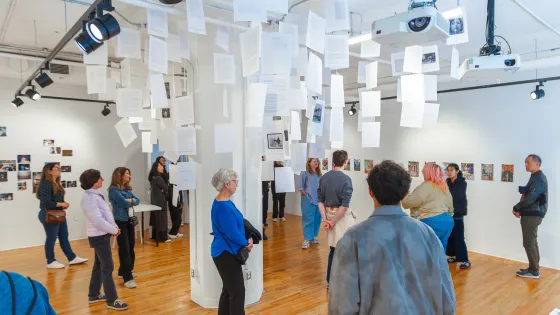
50, 147, 56, 154
61, 166, 72, 173
312, 102, 323, 123
354, 159, 361, 171
0, 172, 7, 182
43, 139, 55, 147
0, 126, 6, 137
17, 155, 31, 163
501, 164, 514, 182
408, 161, 420, 177
70, 181, 77, 188
18, 171, 31, 180
461, 163, 474, 180
62, 150, 73, 157
162, 108, 171, 119
445, 7, 469, 45
481, 164, 494, 181
267, 133, 284, 150
322, 158, 329, 171
32, 172, 42, 194
364, 159, 374, 174
56, 147, 62, 154
422, 53, 436, 64
0, 193, 13, 201
61, 181, 67, 188
0, 160, 16, 172
18, 182, 27, 191
344, 157, 351, 171
18, 164, 30, 171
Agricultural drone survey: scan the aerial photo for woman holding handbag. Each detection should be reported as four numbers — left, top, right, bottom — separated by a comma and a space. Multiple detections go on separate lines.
109, 167, 140, 289
211, 169, 253, 315
37, 162, 88, 269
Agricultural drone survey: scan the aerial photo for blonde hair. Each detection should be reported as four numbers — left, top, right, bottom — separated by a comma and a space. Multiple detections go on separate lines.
306, 158, 322, 176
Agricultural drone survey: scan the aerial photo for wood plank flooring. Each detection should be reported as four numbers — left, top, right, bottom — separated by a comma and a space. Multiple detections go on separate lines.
1, 213, 559, 314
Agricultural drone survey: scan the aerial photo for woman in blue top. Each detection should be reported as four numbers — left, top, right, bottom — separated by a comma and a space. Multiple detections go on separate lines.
211, 168, 253, 315
299, 158, 323, 249
36, 162, 88, 269
108, 167, 140, 288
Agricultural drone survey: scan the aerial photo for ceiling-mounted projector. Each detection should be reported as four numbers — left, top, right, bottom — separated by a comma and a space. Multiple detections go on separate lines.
459, 54, 521, 80
159, 0, 183, 4
371, 7, 450, 47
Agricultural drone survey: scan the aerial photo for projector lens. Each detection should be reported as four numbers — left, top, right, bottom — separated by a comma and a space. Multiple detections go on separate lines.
408, 17, 431, 32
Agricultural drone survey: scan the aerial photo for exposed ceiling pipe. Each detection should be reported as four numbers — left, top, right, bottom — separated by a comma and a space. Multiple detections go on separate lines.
0, 0, 18, 43
511, 0, 560, 38
0, 51, 120, 70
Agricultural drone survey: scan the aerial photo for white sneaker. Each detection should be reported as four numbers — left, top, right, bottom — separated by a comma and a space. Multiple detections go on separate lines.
69, 257, 88, 265
164, 239, 171, 243
302, 240, 310, 249
272, 218, 278, 222
168, 234, 178, 239
177, 233, 184, 237
312, 239, 320, 244
117, 273, 138, 279
47, 261, 65, 269
124, 280, 137, 289
281, 217, 286, 222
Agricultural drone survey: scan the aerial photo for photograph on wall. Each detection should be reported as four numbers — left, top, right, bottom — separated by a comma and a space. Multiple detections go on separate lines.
501, 164, 514, 183
461, 163, 474, 180
364, 159, 374, 174
69, 181, 77, 188
0, 160, 16, 172
0, 126, 6, 137
62, 150, 73, 157
18, 182, 27, 191
442, 162, 451, 178
32, 172, 42, 193
312, 102, 323, 123
18, 164, 30, 171
425, 162, 436, 165
61, 181, 67, 188
50, 147, 56, 154
344, 158, 351, 171
0, 193, 13, 201
162, 108, 171, 119
481, 164, 494, 181
408, 161, 420, 177
354, 159, 361, 172
61, 166, 72, 173
43, 139, 55, 147
17, 155, 30, 163
18, 171, 31, 180
0, 172, 7, 182
56, 147, 62, 154
321, 158, 329, 171
267, 133, 284, 150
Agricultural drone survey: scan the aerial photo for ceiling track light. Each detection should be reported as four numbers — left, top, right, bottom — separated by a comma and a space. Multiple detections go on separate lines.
35, 70, 54, 88
86, 0, 120, 43
159, 0, 184, 4
24, 86, 41, 101
531, 81, 545, 100
75, 18, 104, 54
11, 97, 24, 108
101, 104, 111, 116
348, 104, 357, 116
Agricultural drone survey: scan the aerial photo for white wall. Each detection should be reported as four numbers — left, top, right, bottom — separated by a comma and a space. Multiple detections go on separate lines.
288, 80, 560, 269
0, 78, 147, 251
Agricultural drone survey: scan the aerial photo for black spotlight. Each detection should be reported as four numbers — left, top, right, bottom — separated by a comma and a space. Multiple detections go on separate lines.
35, 72, 54, 88
87, 13, 121, 43
531, 82, 545, 100
24, 88, 41, 101
159, 0, 184, 3
101, 105, 111, 116
75, 31, 104, 54
11, 97, 24, 108
348, 104, 357, 116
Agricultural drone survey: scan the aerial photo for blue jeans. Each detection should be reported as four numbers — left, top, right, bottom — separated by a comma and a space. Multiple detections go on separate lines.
39, 210, 76, 264
301, 196, 321, 241
420, 213, 454, 250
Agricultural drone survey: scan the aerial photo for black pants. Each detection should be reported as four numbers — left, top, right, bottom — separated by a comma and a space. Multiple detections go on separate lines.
213, 251, 245, 315
327, 247, 335, 283
88, 234, 118, 303
116, 221, 135, 282
169, 205, 183, 236
446, 217, 469, 262
262, 181, 270, 224
151, 230, 168, 242
521, 216, 543, 271
271, 181, 286, 219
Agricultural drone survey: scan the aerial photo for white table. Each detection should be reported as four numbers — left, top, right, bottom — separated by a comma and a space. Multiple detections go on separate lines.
133, 204, 162, 246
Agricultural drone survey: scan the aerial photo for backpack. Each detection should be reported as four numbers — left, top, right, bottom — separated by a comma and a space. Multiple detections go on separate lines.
1, 271, 37, 315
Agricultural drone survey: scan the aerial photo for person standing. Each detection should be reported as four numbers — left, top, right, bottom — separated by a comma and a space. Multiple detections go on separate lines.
168, 187, 184, 239
80, 169, 129, 311
271, 161, 286, 222
446, 163, 471, 269
36, 163, 88, 269
328, 161, 455, 315
514, 154, 548, 279
211, 169, 253, 315
318, 150, 355, 286
403, 163, 454, 250
148, 161, 170, 243
108, 167, 140, 289
299, 158, 322, 249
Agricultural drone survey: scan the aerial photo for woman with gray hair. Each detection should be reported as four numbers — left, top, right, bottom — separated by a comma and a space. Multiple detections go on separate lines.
210, 168, 253, 315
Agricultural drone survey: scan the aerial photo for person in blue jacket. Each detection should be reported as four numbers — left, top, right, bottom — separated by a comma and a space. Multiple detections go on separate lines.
108, 167, 140, 289
211, 168, 253, 315
0, 271, 56, 314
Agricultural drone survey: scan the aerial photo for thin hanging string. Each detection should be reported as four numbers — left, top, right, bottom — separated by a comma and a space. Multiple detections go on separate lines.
64, 0, 68, 33
535, 39, 538, 80
33, 20, 38, 69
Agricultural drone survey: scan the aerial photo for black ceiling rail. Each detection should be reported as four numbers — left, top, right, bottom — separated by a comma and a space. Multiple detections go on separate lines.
13, 0, 105, 98
22, 95, 115, 105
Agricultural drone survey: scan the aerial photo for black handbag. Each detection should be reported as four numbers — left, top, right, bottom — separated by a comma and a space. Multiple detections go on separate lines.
212, 221, 250, 265
128, 205, 139, 226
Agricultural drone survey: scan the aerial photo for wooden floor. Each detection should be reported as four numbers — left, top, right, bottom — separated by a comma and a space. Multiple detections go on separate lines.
1, 214, 559, 314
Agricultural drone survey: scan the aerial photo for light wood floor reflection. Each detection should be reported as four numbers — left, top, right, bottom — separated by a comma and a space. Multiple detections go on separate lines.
1, 213, 559, 314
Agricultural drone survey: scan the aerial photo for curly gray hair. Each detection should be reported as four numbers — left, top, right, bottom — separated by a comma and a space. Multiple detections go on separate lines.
211, 168, 238, 192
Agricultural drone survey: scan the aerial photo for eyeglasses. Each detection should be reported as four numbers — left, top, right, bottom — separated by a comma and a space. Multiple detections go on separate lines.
230, 180, 239, 185
52, 167, 61, 170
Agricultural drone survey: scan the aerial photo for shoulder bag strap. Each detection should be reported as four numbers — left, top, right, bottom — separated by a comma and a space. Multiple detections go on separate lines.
2, 271, 16, 315
26, 277, 37, 315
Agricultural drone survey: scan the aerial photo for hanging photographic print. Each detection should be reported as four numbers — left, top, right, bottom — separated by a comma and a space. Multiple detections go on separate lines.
62, 150, 73, 157
267, 133, 284, 150
18, 164, 30, 171
364, 159, 374, 174
0, 172, 7, 182
0, 193, 13, 201
461, 163, 474, 180
61, 181, 67, 188
481, 164, 494, 181
18, 171, 31, 180
0, 126, 6, 137
17, 155, 31, 163
344, 157, 351, 171
501, 164, 514, 182
408, 161, 419, 177
0, 160, 16, 172
61, 166, 72, 173
322, 158, 329, 171
442, 162, 452, 178
18, 182, 27, 191
43, 139, 55, 147
32, 172, 42, 193
354, 159, 361, 171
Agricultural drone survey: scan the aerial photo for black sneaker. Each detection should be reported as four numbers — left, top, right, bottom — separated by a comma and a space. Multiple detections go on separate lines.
516, 270, 540, 279
447, 257, 457, 263
106, 299, 129, 311
264, 223, 268, 227
459, 261, 471, 269
89, 293, 106, 304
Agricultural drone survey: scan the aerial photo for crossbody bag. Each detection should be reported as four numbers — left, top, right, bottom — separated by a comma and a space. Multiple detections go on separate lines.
212, 220, 249, 265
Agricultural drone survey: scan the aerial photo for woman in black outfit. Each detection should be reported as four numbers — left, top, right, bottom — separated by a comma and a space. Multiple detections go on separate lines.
446, 163, 471, 269
271, 161, 286, 222
149, 161, 170, 243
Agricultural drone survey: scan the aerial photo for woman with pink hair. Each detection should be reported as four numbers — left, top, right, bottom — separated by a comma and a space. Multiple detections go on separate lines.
403, 163, 454, 249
